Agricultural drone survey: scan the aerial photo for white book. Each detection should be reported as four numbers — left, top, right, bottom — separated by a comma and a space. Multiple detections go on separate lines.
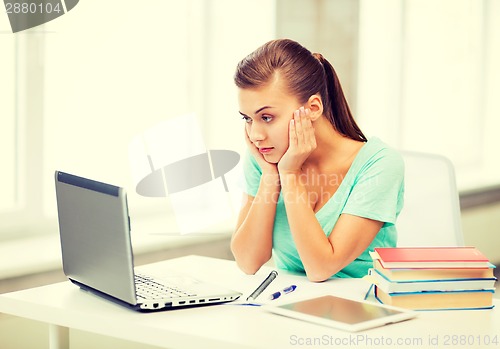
369, 269, 497, 294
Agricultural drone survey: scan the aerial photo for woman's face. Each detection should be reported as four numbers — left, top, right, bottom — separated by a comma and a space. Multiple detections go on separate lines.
238, 77, 301, 164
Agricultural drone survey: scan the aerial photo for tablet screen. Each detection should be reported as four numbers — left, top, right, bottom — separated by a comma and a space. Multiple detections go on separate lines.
267, 295, 417, 332
277, 295, 406, 325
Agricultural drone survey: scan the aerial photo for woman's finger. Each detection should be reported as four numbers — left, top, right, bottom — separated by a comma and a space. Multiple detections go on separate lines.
304, 108, 316, 149
294, 108, 304, 146
288, 118, 297, 148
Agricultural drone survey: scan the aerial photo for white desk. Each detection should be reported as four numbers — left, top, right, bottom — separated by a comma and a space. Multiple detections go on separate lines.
0, 255, 498, 349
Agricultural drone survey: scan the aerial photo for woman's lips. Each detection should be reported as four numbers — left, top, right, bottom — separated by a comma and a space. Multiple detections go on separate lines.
259, 147, 274, 154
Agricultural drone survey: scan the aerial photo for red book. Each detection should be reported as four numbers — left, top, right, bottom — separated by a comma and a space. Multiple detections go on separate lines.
373, 247, 490, 269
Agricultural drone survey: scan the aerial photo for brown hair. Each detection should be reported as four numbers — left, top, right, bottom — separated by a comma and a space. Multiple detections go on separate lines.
234, 39, 366, 142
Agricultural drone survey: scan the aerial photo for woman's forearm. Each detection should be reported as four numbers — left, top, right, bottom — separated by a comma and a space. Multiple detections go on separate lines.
231, 173, 280, 274
279, 173, 341, 281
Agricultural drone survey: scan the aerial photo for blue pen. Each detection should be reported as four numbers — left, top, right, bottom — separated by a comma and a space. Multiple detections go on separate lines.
269, 285, 297, 300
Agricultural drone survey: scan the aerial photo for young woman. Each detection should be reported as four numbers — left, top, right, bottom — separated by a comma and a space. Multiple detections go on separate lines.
231, 39, 404, 282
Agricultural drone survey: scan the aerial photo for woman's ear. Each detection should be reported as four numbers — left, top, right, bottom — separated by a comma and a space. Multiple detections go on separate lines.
306, 94, 323, 121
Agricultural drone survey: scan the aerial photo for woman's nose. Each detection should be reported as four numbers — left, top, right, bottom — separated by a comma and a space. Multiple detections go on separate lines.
248, 123, 265, 143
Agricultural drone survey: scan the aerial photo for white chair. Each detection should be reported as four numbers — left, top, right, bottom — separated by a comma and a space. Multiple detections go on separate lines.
396, 151, 465, 247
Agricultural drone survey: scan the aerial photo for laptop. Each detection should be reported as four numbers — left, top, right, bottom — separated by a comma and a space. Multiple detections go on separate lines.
54, 170, 241, 311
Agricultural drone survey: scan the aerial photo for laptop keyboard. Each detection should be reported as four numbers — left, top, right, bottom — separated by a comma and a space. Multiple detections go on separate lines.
135, 274, 197, 300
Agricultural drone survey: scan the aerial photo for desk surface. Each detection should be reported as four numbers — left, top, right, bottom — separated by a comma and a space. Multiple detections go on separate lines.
0, 255, 499, 349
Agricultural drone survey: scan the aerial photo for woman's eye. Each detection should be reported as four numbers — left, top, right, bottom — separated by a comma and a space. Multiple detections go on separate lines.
242, 116, 252, 123
262, 115, 273, 123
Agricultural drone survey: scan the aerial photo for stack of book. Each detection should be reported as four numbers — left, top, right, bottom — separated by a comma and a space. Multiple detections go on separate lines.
368, 247, 497, 310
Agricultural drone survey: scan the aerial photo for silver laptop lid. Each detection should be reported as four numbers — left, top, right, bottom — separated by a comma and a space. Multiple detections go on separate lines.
55, 171, 137, 305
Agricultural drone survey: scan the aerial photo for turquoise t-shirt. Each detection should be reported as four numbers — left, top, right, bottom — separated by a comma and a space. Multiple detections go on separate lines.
243, 137, 404, 278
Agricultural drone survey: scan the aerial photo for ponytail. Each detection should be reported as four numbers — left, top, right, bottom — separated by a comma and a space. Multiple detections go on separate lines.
313, 53, 367, 142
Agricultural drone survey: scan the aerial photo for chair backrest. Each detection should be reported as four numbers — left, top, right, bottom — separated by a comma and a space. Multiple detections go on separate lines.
396, 151, 464, 247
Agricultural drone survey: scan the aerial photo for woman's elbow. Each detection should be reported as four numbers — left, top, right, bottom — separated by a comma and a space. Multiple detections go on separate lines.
231, 246, 271, 275
236, 262, 260, 275
306, 272, 330, 283
233, 256, 270, 275
305, 265, 340, 282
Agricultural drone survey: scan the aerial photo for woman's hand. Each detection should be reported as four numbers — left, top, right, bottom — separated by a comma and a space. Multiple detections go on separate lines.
278, 107, 317, 174
244, 127, 278, 175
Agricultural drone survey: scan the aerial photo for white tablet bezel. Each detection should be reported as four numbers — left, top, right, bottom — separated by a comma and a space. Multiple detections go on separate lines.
263, 295, 417, 332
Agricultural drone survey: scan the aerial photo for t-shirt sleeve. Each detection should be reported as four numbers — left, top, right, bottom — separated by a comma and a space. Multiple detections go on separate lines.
242, 149, 262, 197
342, 148, 404, 224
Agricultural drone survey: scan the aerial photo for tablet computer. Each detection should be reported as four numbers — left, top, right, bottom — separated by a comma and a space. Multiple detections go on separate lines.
263, 295, 417, 332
